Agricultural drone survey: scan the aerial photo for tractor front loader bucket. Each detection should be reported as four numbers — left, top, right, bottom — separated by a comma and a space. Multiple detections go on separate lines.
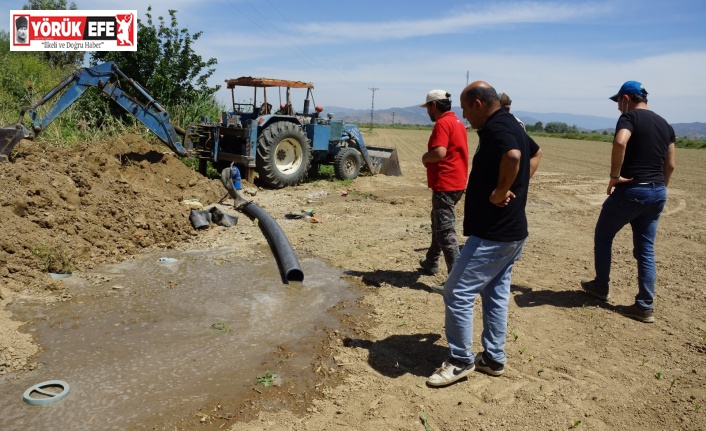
342, 124, 402, 177
0, 124, 32, 162
365, 145, 402, 176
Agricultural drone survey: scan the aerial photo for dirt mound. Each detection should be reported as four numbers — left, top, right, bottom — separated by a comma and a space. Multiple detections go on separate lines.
0, 135, 223, 295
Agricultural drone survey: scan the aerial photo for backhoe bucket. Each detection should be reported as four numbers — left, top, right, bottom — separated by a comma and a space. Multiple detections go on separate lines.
0, 125, 30, 162
365, 146, 402, 176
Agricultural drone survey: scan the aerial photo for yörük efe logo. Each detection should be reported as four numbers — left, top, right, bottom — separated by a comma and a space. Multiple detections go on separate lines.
10, 10, 137, 52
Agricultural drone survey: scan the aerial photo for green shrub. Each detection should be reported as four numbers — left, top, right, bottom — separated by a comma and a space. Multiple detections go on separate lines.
31, 242, 75, 274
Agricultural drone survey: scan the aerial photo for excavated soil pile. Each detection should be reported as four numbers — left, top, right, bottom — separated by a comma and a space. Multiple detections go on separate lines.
1, 135, 222, 292
0, 135, 223, 375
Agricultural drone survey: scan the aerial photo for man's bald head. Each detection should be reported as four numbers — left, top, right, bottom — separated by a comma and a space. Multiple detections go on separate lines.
460, 81, 500, 129
462, 81, 499, 107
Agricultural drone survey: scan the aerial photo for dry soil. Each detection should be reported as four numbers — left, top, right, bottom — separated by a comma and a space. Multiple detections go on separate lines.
1, 128, 705, 431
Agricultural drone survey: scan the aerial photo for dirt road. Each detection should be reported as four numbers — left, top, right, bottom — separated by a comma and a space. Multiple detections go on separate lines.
1, 129, 705, 430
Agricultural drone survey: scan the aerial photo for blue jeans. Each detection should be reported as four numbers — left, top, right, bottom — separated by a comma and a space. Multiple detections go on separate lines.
594, 183, 667, 309
443, 235, 526, 365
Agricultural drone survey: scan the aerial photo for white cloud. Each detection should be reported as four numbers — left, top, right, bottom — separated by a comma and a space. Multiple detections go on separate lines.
187, 1, 612, 48
291, 2, 612, 42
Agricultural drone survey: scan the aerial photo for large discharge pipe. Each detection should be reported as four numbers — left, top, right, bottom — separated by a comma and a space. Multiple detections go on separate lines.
241, 202, 304, 283
221, 167, 304, 284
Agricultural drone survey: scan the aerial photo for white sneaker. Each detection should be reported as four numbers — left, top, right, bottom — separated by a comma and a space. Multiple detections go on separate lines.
426, 358, 475, 387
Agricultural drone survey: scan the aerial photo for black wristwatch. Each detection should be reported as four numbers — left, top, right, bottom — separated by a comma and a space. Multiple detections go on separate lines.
610, 174, 620, 179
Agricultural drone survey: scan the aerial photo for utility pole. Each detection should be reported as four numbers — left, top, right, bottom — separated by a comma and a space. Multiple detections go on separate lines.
368, 87, 379, 130
392, 111, 395, 127
465, 70, 470, 127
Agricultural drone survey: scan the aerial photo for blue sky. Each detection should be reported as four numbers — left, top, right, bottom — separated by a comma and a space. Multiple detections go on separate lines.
3, 0, 705, 123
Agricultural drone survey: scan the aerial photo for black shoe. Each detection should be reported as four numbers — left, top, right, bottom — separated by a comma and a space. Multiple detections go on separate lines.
618, 304, 655, 323
474, 352, 504, 377
580, 279, 610, 301
419, 257, 439, 275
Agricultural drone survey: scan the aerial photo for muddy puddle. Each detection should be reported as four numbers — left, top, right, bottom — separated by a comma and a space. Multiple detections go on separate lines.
0, 247, 359, 430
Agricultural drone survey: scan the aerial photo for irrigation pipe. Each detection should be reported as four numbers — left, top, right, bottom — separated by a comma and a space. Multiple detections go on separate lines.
221, 167, 304, 284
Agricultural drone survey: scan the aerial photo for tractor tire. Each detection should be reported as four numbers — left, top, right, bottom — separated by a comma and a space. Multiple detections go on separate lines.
334, 148, 362, 180
256, 122, 312, 188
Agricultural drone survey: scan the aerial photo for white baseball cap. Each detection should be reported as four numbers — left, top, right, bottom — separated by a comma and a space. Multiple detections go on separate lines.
420, 89, 450, 107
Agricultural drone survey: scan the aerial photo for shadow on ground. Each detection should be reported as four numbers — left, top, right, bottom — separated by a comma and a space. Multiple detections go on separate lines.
512, 283, 620, 313
343, 333, 447, 378
345, 269, 436, 292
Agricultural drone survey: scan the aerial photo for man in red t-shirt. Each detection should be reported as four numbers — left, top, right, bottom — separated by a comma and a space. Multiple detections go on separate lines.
419, 89, 469, 289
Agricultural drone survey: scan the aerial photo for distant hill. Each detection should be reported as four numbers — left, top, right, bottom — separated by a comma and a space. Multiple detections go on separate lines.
327, 105, 706, 138
328, 105, 431, 127
670, 122, 706, 139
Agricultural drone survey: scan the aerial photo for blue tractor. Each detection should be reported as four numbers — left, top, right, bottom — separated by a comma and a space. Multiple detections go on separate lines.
187, 76, 401, 188
0, 63, 401, 189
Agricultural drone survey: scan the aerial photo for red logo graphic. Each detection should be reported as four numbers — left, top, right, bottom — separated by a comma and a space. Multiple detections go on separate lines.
115, 13, 134, 46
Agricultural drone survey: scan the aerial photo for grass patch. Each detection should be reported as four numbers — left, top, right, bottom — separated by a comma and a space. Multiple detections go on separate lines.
676, 137, 706, 149
256, 371, 279, 387
421, 411, 432, 431
528, 131, 706, 149
31, 242, 75, 274
531, 132, 613, 143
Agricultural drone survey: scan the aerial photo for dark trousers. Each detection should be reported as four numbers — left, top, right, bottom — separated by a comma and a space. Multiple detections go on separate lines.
426, 190, 464, 272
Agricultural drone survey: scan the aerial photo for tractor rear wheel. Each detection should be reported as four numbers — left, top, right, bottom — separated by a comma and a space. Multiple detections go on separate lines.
334, 147, 362, 180
256, 122, 312, 188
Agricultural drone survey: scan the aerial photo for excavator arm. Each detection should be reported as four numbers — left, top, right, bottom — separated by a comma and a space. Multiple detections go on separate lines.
0, 62, 190, 162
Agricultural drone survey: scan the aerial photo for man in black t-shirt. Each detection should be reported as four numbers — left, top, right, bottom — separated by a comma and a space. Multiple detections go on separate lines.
427, 81, 542, 387
581, 81, 676, 324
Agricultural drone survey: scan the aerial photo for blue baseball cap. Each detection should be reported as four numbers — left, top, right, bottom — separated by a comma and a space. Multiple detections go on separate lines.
609, 81, 648, 101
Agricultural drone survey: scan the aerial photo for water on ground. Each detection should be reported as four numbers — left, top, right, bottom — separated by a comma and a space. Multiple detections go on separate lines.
0, 247, 357, 430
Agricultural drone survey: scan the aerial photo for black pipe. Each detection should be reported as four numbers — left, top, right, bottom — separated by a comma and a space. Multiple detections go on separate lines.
242, 202, 304, 284
220, 167, 303, 284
